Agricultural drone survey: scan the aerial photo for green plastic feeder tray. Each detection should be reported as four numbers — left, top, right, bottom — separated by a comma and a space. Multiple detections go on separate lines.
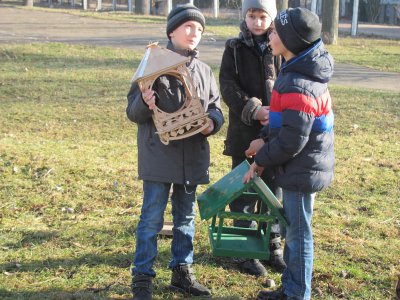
198, 160, 287, 259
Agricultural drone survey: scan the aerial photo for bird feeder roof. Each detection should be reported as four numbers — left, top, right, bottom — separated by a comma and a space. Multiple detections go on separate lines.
132, 43, 190, 83
198, 160, 287, 226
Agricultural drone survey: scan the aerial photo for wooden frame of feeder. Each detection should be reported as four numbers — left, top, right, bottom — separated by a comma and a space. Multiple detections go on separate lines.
197, 160, 287, 260
132, 43, 209, 145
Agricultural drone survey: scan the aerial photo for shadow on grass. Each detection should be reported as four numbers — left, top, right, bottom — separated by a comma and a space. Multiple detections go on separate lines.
195, 250, 242, 273
1, 247, 246, 299
0, 287, 242, 300
1, 251, 132, 272
3, 230, 60, 249
1, 244, 202, 273
0, 288, 129, 300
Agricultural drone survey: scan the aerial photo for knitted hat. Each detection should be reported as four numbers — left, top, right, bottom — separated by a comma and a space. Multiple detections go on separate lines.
274, 7, 321, 54
166, 4, 205, 38
242, 0, 277, 19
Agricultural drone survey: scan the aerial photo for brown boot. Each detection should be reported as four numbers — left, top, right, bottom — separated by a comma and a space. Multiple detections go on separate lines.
170, 264, 211, 297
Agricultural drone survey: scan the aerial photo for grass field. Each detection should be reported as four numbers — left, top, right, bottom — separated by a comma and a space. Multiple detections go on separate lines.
0, 41, 399, 300
12, 5, 400, 73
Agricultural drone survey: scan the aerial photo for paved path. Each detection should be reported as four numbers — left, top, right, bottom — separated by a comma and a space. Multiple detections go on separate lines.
1, 5, 399, 92
339, 22, 400, 40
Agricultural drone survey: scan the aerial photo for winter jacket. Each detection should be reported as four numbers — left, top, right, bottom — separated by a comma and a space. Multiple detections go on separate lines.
255, 40, 334, 193
126, 42, 224, 185
219, 21, 280, 157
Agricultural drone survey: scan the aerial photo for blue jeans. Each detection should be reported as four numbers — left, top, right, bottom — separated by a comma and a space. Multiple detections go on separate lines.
132, 180, 197, 277
281, 190, 315, 300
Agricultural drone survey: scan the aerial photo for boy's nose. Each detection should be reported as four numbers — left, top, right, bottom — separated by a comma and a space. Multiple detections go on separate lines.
192, 30, 200, 38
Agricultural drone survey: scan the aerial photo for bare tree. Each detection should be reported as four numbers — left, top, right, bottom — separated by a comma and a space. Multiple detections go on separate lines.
135, 0, 150, 14
290, 0, 300, 7
276, 0, 288, 12
25, 0, 33, 7
321, 0, 339, 44
226, 0, 241, 7
365, 0, 381, 23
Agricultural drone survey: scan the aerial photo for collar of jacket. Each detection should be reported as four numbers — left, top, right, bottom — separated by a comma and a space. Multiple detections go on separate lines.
281, 39, 322, 72
166, 41, 199, 68
279, 39, 333, 83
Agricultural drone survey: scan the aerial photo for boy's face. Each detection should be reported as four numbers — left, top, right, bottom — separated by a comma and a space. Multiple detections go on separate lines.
245, 9, 272, 36
268, 27, 287, 57
169, 20, 203, 51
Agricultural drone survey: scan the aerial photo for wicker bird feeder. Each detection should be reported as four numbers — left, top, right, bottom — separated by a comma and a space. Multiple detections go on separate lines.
132, 43, 209, 145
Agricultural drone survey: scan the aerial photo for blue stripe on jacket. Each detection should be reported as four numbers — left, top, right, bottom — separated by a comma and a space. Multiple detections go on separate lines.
270, 110, 334, 132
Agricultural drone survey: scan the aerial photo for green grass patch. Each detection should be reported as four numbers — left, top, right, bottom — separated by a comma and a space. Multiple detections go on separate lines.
0, 43, 399, 299
326, 37, 400, 72
14, 4, 400, 72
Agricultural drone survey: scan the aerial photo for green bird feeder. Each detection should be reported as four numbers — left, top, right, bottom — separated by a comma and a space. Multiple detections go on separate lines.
197, 160, 287, 260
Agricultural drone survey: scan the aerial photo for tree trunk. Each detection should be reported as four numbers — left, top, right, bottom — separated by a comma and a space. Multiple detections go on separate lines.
213, 0, 219, 18
311, 0, 318, 13
290, 0, 301, 8
25, 0, 34, 7
135, 0, 150, 14
276, 0, 288, 12
321, 0, 339, 45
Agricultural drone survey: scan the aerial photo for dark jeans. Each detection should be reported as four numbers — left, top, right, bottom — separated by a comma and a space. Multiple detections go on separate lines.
132, 181, 197, 277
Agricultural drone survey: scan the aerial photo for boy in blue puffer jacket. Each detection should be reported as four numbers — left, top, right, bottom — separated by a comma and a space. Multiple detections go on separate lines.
243, 8, 334, 300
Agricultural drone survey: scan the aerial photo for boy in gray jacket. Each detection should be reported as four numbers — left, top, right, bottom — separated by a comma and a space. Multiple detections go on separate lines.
126, 4, 224, 300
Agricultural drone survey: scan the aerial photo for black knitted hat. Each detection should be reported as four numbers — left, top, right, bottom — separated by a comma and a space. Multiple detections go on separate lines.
274, 7, 321, 54
166, 4, 205, 38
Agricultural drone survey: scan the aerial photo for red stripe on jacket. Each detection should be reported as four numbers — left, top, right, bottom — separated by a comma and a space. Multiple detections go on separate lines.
270, 90, 332, 117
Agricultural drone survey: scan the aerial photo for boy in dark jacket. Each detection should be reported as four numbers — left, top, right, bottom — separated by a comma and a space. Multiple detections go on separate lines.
126, 4, 224, 299
219, 0, 285, 276
244, 8, 335, 300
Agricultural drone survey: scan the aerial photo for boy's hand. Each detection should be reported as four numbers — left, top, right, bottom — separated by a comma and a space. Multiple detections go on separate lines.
201, 118, 214, 135
255, 106, 270, 125
142, 89, 156, 110
245, 138, 265, 158
243, 162, 265, 183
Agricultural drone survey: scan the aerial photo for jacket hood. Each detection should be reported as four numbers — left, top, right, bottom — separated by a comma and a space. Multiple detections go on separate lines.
238, 21, 256, 47
281, 39, 334, 83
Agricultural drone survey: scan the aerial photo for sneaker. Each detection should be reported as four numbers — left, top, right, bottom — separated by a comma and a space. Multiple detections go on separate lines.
132, 274, 153, 300
239, 259, 267, 277
170, 264, 211, 297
